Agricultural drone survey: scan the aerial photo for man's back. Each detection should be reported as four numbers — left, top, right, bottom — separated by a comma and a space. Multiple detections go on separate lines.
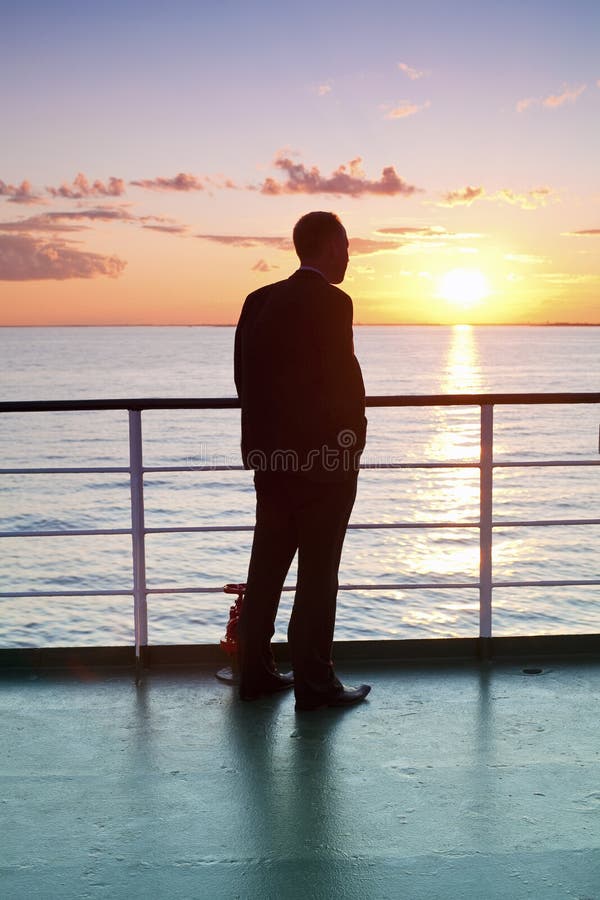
234, 268, 366, 479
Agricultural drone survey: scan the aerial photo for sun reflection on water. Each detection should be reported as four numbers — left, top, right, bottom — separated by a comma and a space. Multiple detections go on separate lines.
397, 325, 487, 603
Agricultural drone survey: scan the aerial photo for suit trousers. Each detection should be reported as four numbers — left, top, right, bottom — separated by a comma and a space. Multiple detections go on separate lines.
238, 469, 358, 703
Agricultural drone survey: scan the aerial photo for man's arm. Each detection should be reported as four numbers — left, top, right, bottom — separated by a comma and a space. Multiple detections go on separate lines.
234, 295, 252, 398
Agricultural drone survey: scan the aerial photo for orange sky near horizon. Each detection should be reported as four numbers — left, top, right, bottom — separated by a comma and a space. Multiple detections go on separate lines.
1, 1, 599, 326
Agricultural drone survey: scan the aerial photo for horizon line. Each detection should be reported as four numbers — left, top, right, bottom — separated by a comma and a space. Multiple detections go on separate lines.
1, 322, 599, 329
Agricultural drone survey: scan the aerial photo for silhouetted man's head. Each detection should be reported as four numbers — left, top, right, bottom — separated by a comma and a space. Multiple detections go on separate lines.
293, 211, 349, 284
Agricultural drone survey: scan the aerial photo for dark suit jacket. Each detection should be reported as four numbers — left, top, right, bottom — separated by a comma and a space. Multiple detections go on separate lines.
234, 269, 367, 481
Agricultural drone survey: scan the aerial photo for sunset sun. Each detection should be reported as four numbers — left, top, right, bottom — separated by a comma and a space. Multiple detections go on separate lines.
438, 268, 491, 308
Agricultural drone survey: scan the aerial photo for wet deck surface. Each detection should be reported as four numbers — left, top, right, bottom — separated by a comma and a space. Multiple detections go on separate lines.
1, 657, 599, 899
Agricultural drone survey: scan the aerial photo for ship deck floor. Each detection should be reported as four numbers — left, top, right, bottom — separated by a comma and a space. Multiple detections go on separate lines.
1, 655, 599, 899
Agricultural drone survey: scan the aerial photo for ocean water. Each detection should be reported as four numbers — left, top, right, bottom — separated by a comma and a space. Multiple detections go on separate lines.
1, 324, 599, 648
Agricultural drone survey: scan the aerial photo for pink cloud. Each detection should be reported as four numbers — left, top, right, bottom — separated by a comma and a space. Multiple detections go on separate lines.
0, 179, 45, 205
196, 234, 293, 250
437, 184, 555, 210
258, 156, 420, 197
438, 186, 485, 207
251, 258, 279, 272
130, 173, 205, 191
376, 226, 445, 236
0, 214, 85, 233
516, 97, 537, 113
0, 233, 126, 280
348, 237, 405, 256
565, 228, 600, 236
47, 173, 126, 199
142, 223, 188, 234
493, 187, 555, 209
317, 83, 332, 96
398, 62, 429, 80
518, 83, 587, 112
543, 84, 586, 107
385, 100, 430, 119
0, 207, 186, 237
374, 226, 481, 241
55, 206, 135, 222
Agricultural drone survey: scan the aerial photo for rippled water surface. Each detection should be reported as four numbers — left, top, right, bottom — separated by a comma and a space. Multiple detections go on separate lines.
1, 325, 599, 646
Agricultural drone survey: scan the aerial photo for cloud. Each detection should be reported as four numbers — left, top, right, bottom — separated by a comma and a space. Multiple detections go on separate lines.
258, 155, 420, 197
493, 187, 555, 209
0, 233, 126, 281
376, 225, 483, 243
0, 207, 186, 237
564, 228, 600, 236
142, 224, 188, 234
53, 206, 136, 222
516, 97, 536, 113
196, 233, 293, 250
348, 237, 405, 256
543, 83, 586, 108
317, 83, 332, 96
398, 62, 429, 80
385, 100, 430, 119
517, 83, 587, 112
0, 207, 132, 233
204, 175, 238, 190
130, 173, 205, 191
251, 258, 279, 272
436, 185, 554, 210
198, 232, 408, 258
0, 179, 45, 205
46, 172, 126, 199
438, 186, 485, 207
375, 225, 447, 237
0, 213, 86, 233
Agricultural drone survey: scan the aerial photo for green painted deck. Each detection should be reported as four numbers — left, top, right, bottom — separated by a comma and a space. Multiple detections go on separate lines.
2, 655, 599, 899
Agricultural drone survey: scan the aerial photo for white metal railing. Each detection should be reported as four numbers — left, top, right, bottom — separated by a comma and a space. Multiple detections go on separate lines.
1, 394, 599, 661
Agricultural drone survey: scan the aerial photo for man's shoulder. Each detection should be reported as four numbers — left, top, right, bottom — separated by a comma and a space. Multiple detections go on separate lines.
244, 278, 289, 305
290, 271, 353, 306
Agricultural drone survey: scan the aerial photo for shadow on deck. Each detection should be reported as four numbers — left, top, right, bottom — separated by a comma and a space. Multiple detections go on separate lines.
1, 646, 599, 899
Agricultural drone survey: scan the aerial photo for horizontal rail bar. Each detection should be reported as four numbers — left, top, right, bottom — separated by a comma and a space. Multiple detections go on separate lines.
493, 579, 600, 588
145, 582, 480, 594
0, 589, 133, 598
4, 516, 598, 540
3, 459, 600, 478
1, 392, 599, 414
0, 521, 480, 539
3, 577, 599, 601
0, 467, 130, 475
144, 521, 480, 534
492, 518, 600, 528
0, 529, 131, 538
493, 460, 600, 468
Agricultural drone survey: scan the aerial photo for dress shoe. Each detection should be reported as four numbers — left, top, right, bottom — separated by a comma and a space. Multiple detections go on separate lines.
295, 683, 371, 711
239, 671, 294, 701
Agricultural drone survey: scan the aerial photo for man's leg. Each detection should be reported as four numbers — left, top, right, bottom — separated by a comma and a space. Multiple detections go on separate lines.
288, 476, 357, 705
238, 472, 298, 694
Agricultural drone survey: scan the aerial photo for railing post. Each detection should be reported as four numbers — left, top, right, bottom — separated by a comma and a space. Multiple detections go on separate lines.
479, 404, 494, 640
128, 409, 148, 668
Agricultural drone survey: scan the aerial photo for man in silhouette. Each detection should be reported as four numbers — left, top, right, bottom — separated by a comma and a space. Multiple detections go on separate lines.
234, 211, 370, 710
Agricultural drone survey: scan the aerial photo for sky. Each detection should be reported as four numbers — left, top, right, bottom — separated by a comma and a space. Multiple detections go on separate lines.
1, 0, 599, 325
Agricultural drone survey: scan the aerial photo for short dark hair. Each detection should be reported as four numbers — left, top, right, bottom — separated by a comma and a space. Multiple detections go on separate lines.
292, 211, 344, 260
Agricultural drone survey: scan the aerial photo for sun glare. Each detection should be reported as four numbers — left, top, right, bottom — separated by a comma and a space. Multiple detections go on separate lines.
438, 269, 490, 308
